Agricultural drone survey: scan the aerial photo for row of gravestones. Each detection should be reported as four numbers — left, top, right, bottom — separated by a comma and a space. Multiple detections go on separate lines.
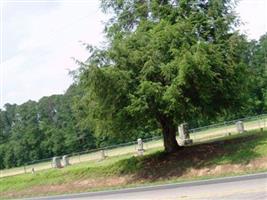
52, 155, 70, 168
177, 121, 246, 146
51, 121, 246, 168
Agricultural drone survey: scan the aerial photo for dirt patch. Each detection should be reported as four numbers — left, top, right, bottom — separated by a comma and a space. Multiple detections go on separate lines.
2, 176, 132, 199
130, 134, 263, 181
3, 156, 267, 199
185, 156, 267, 178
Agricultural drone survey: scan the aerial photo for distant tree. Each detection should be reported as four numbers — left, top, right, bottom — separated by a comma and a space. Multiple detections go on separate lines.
0, 89, 96, 169
2, 101, 41, 166
247, 34, 267, 114
0, 110, 5, 143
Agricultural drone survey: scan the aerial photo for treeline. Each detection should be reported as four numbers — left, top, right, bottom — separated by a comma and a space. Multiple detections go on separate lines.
0, 85, 159, 169
0, 86, 91, 168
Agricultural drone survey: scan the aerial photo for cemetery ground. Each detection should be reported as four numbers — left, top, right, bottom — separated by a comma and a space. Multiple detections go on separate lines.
1, 129, 267, 199
1, 115, 266, 178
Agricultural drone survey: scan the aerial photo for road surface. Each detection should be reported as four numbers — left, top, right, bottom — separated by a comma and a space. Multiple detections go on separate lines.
26, 172, 267, 200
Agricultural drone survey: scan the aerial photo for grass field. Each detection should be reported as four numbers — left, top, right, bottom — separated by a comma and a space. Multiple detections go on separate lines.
1, 128, 267, 199
0, 115, 266, 178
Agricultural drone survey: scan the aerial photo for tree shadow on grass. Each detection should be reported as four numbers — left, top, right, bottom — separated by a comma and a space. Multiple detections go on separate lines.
111, 131, 266, 181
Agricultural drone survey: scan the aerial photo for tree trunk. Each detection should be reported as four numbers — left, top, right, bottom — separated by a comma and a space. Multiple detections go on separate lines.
158, 115, 180, 153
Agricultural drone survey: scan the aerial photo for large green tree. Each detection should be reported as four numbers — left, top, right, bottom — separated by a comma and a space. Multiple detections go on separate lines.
77, 0, 248, 153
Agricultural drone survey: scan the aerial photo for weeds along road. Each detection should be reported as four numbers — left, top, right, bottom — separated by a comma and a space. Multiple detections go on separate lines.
26, 172, 267, 200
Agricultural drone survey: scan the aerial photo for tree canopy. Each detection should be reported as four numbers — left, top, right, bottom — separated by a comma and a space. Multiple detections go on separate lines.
77, 0, 249, 152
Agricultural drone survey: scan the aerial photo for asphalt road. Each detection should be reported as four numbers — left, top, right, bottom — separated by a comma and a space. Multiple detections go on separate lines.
26, 172, 267, 200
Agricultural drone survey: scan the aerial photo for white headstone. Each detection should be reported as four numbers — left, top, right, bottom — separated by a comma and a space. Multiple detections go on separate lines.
178, 123, 192, 146
178, 123, 190, 140
236, 121, 244, 133
137, 138, 144, 156
178, 125, 184, 139
100, 150, 106, 160
52, 156, 61, 168
62, 155, 70, 167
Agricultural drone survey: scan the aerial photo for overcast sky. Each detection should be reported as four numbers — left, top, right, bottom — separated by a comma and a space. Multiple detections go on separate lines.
0, 0, 267, 108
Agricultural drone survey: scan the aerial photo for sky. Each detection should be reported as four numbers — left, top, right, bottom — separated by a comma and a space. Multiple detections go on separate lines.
0, 0, 266, 108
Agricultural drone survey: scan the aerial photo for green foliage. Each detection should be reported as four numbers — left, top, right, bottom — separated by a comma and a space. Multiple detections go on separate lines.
77, 0, 249, 152
0, 84, 95, 169
245, 34, 267, 114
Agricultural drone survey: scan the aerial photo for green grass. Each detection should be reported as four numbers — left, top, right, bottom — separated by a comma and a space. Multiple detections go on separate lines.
0, 147, 161, 194
1, 116, 266, 178
1, 129, 267, 199
210, 131, 267, 165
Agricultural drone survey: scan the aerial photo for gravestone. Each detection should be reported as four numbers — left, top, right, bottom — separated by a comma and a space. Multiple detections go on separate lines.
52, 156, 61, 168
236, 121, 244, 133
62, 155, 70, 167
137, 138, 144, 156
100, 150, 106, 160
177, 123, 193, 146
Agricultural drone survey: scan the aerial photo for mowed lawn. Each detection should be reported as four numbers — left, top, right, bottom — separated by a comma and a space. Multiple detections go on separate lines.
1, 129, 267, 199
1, 116, 266, 178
